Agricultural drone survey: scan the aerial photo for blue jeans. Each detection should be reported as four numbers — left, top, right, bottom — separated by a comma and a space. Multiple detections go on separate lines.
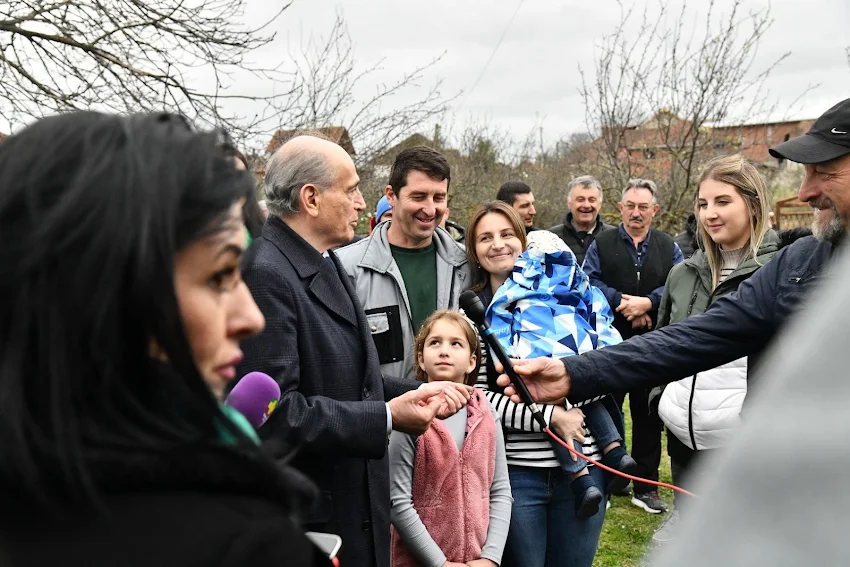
502, 465, 607, 567
556, 400, 623, 476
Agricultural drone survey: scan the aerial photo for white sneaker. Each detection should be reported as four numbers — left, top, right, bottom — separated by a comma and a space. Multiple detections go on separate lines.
631, 491, 668, 514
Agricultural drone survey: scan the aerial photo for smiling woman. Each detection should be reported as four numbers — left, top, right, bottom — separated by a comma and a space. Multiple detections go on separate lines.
0, 112, 323, 565
466, 201, 528, 294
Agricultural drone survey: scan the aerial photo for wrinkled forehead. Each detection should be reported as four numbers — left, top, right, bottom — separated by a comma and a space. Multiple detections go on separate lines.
815, 152, 850, 170
571, 185, 601, 199
623, 187, 655, 204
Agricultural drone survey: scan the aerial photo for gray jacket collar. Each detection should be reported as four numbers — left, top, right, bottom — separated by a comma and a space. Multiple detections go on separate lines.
356, 222, 468, 273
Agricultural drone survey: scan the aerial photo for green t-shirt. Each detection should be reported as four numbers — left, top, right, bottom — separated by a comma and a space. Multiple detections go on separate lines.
391, 242, 438, 335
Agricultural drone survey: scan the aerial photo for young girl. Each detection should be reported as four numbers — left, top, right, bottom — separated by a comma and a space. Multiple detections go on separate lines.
390, 310, 512, 567
653, 154, 779, 544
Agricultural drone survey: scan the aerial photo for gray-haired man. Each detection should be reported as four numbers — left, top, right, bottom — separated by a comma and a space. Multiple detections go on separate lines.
548, 175, 615, 265
582, 178, 683, 513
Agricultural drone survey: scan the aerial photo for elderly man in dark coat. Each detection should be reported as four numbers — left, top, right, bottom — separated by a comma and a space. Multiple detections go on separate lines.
237, 135, 470, 567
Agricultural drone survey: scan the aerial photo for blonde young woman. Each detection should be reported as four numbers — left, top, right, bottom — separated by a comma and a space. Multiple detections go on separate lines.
653, 154, 782, 543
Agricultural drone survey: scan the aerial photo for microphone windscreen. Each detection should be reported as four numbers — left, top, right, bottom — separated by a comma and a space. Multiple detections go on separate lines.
459, 290, 487, 325
224, 371, 280, 428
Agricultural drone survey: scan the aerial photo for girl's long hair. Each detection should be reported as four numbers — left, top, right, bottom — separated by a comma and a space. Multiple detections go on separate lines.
0, 112, 257, 506
695, 154, 770, 288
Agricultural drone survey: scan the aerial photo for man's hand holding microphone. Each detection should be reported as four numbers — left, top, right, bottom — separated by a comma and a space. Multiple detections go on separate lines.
494, 357, 571, 405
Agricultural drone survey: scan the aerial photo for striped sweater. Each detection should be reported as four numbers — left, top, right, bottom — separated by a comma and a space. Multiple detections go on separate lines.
475, 339, 603, 467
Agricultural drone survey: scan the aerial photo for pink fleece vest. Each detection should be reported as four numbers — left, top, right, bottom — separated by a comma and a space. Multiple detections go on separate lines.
390, 390, 496, 566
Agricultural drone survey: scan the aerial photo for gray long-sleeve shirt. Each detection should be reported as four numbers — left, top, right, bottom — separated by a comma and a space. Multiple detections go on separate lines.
389, 405, 512, 567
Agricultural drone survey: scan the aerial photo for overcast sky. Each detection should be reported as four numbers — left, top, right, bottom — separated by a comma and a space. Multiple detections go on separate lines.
239, 0, 848, 147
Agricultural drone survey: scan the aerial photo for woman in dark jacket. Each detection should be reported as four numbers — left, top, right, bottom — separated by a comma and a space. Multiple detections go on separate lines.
0, 112, 324, 566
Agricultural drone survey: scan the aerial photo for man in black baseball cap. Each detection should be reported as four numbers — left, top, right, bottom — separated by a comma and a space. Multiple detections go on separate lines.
770, 98, 850, 244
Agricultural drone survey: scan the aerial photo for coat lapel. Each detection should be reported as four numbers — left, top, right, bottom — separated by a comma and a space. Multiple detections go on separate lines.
264, 218, 358, 329
308, 259, 359, 329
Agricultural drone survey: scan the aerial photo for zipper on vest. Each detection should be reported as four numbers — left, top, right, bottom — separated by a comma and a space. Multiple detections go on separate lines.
687, 375, 698, 449
636, 250, 642, 293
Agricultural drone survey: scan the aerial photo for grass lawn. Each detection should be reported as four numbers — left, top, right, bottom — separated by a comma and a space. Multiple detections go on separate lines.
593, 398, 674, 567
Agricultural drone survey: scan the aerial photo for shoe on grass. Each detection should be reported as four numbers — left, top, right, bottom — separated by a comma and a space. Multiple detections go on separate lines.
631, 490, 668, 514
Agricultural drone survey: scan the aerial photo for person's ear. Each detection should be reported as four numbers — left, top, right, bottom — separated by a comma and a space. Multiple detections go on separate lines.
385, 185, 396, 207
617, 202, 625, 215
418, 351, 426, 372
300, 184, 321, 218
652, 203, 660, 215
466, 354, 477, 376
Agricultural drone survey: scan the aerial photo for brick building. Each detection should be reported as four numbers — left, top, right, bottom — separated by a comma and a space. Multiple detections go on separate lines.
595, 111, 815, 177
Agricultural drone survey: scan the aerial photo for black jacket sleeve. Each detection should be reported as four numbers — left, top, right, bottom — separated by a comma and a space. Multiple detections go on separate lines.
564, 248, 783, 400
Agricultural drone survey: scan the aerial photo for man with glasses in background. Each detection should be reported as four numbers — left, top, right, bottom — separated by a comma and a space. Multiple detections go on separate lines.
582, 179, 684, 513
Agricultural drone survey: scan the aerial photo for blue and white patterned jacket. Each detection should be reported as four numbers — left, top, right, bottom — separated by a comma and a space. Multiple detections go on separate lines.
486, 242, 622, 360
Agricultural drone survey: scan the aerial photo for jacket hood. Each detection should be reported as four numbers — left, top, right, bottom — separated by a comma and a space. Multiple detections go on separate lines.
777, 227, 813, 249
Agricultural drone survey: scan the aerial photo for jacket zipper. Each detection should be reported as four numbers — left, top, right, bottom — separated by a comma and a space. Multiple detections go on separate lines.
684, 269, 744, 450
688, 374, 698, 449
448, 266, 456, 309
636, 249, 642, 293
685, 272, 699, 449
686, 291, 698, 316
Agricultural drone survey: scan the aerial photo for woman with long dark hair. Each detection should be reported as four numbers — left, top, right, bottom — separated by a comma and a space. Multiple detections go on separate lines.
219, 140, 266, 242
0, 112, 321, 565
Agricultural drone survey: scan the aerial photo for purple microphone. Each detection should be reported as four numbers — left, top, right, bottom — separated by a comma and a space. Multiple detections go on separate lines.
224, 371, 281, 428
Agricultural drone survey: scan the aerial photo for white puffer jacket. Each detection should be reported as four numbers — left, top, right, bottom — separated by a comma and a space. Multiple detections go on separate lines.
655, 234, 781, 452
658, 357, 747, 450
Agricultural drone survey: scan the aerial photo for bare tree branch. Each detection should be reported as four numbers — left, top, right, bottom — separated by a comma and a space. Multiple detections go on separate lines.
578, 0, 797, 232
0, 0, 296, 141
283, 13, 454, 166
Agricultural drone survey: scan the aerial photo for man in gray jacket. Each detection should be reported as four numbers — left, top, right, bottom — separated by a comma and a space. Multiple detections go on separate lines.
337, 146, 472, 381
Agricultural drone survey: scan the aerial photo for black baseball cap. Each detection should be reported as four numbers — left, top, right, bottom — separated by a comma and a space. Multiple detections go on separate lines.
769, 98, 850, 164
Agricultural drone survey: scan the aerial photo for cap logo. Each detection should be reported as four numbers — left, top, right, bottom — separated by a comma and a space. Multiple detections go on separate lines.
831, 127, 847, 135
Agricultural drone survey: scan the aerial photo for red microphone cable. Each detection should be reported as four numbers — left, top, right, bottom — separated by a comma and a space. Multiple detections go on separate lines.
544, 427, 696, 497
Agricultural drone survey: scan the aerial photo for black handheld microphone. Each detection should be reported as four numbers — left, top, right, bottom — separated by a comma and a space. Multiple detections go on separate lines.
459, 290, 547, 430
